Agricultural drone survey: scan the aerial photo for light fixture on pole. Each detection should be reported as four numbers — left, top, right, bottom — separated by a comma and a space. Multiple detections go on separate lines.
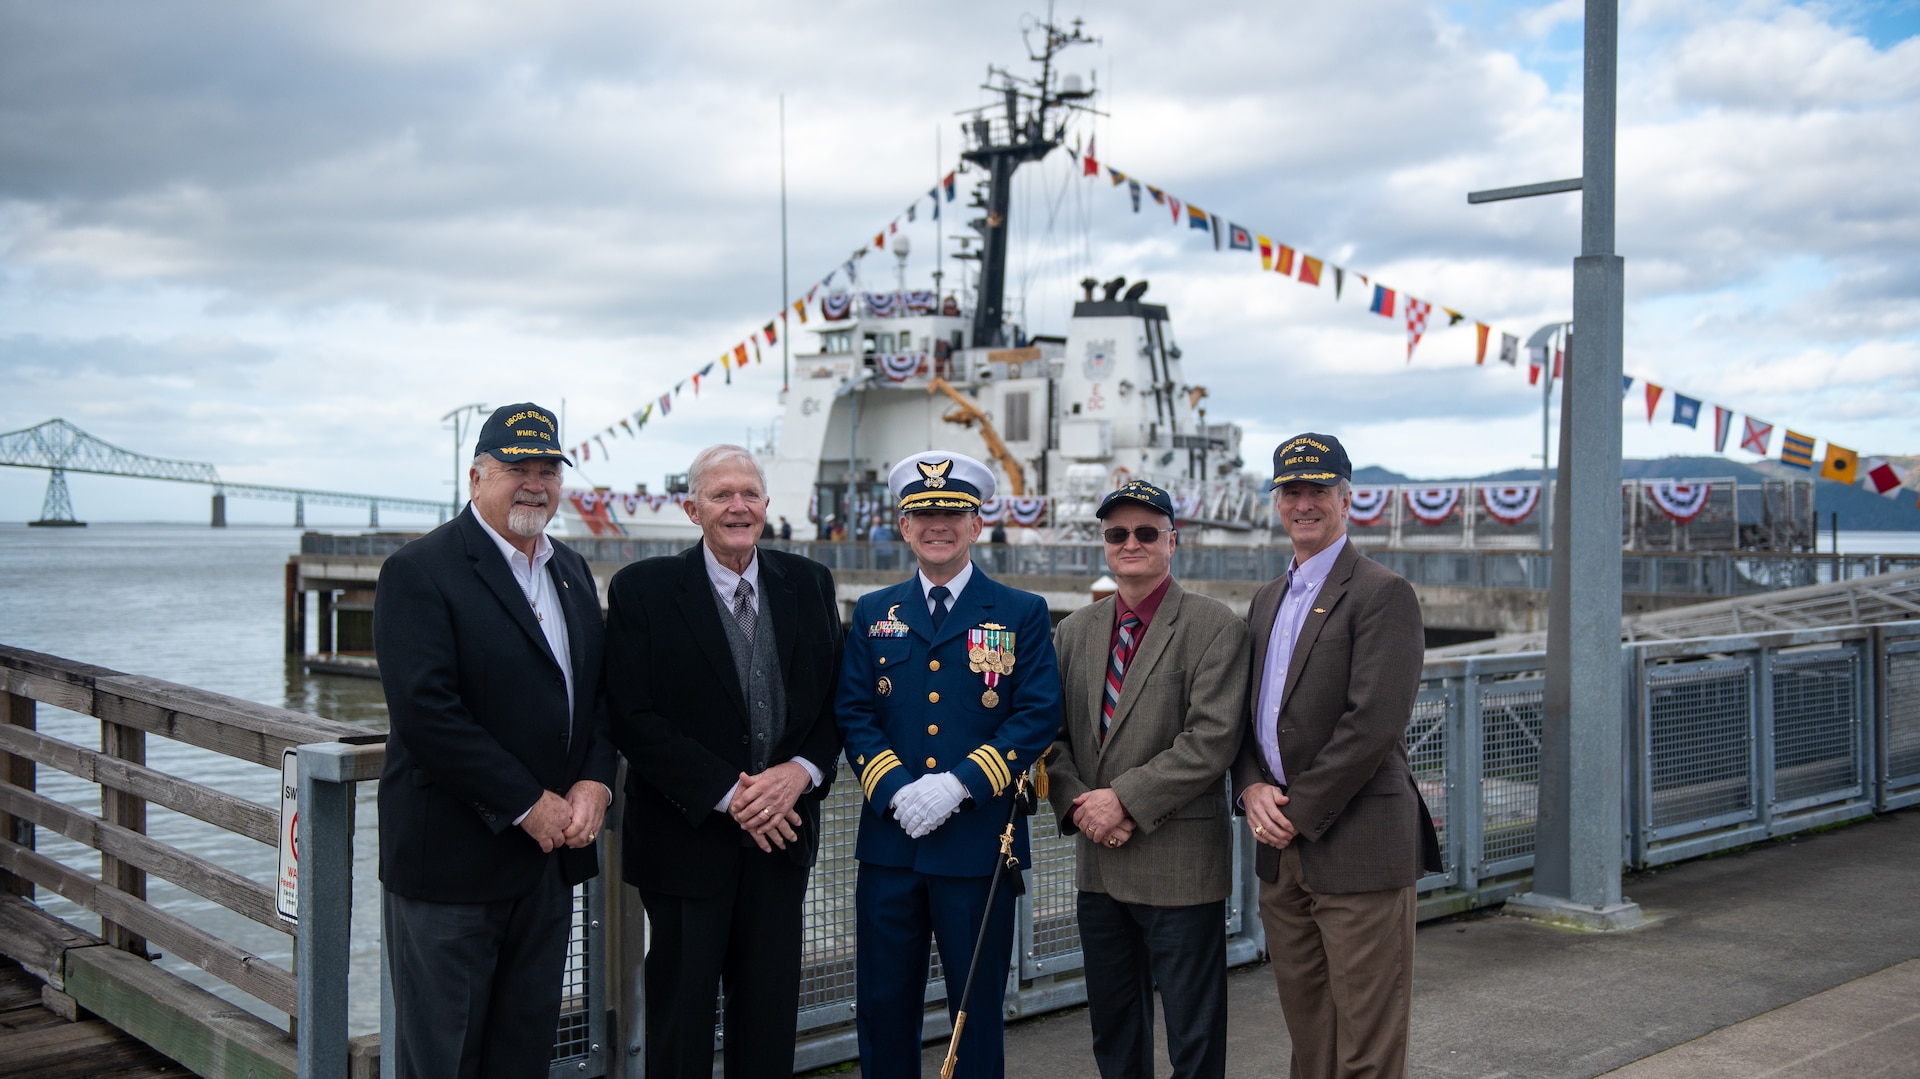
440, 403, 489, 515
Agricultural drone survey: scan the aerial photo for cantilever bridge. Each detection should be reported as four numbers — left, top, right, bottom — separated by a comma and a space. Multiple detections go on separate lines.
0, 418, 448, 527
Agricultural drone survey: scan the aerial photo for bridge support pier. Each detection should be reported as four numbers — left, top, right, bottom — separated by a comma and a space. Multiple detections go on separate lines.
285, 562, 306, 656
294, 496, 306, 529
28, 468, 85, 528
209, 493, 226, 528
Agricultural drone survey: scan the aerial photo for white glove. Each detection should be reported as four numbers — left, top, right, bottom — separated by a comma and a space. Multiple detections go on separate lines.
890, 773, 969, 839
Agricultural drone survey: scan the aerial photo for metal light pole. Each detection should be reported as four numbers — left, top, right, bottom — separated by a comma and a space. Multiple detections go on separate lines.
1469, 0, 1641, 930
441, 403, 488, 515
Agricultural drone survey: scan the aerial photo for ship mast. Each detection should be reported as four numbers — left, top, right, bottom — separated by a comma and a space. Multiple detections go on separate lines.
960, 14, 1099, 348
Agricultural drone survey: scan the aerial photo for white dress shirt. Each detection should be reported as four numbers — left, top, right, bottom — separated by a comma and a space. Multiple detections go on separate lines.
918, 561, 975, 614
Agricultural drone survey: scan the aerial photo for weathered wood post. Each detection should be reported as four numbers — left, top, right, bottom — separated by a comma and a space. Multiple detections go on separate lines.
1, 690, 34, 899
100, 719, 149, 956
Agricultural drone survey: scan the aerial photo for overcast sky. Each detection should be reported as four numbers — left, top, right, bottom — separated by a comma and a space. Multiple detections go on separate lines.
2, 0, 1916, 525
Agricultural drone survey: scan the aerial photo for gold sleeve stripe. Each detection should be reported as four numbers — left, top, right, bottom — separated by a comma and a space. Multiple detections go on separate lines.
969, 746, 1012, 796
861, 751, 902, 800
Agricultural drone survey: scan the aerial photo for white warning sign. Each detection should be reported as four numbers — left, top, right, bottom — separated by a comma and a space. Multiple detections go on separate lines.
276, 748, 299, 924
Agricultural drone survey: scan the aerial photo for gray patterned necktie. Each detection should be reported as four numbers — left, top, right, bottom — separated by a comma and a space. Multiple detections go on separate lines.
732, 579, 755, 640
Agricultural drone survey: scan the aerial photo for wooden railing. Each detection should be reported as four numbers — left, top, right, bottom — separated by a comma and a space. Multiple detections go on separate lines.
0, 643, 381, 1079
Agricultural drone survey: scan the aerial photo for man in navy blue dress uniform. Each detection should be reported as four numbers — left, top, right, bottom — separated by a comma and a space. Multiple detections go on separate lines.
836, 450, 1062, 1078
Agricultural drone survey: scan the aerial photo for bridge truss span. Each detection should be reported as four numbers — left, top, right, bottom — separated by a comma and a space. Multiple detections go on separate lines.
0, 418, 447, 527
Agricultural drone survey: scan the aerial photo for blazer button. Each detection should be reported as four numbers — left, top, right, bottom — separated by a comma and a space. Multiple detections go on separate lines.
928, 691, 940, 704
929, 660, 941, 671
741, 735, 750, 745
927, 724, 939, 736
925, 757, 937, 768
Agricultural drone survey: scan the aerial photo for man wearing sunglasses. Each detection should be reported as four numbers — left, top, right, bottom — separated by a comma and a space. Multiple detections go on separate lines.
1233, 434, 1442, 1079
1046, 481, 1249, 1079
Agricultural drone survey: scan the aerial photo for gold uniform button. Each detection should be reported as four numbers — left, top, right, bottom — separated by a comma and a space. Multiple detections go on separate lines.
928, 691, 940, 704
878, 656, 887, 665
927, 724, 939, 736
925, 757, 937, 768
929, 659, 941, 671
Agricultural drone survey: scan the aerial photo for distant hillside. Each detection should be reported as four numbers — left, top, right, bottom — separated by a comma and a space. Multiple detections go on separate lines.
1349, 456, 1920, 531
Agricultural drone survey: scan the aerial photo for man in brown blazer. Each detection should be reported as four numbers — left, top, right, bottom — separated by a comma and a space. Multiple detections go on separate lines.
1048, 480, 1250, 1079
1233, 433, 1441, 1079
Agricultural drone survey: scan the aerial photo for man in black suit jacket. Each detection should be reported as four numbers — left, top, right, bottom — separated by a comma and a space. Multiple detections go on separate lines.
375, 403, 617, 1079
604, 444, 843, 1078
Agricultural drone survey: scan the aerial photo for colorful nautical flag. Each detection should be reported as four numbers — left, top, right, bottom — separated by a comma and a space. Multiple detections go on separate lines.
1712, 406, 1734, 452
1820, 441, 1858, 484
1257, 235, 1274, 271
1299, 255, 1323, 286
943, 171, 956, 200
1405, 298, 1431, 361
1740, 417, 1773, 455
1476, 323, 1491, 364
1332, 267, 1346, 299
1499, 333, 1518, 366
579, 441, 589, 461
764, 321, 778, 345
1274, 243, 1295, 276
1084, 136, 1098, 176
1187, 203, 1210, 230
1671, 393, 1702, 429
1369, 285, 1396, 318
1147, 185, 1166, 205
1128, 179, 1141, 212
906, 203, 916, 222
1643, 382, 1664, 422
752, 337, 761, 365
660, 393, 672, 415
1863, 458, 1907, 497
873, 231, 884, 249
1168, 195, 1181, 223
1228, 223, 1253, 251
619, 418, 633, 435
793, 298, 808, 323
1623, 375, 1634, 397
889, 220, 898, 235
734, 343, 749, 367
1529, 348, 1544, 386
1109, 167, 1125, 185
1211, 214, 1224, 250
1780, 429, 1815, 469
1445, 309, 1465, 326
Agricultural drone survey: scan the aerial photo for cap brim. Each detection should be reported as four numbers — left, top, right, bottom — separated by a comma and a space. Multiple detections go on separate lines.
1268, 471, 1343, 490
488, 446, 574, 467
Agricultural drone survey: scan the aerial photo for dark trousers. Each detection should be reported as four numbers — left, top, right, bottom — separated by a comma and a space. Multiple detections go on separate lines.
855, 864, 1018, 1079
382, 856, 571, 1079
1077, 892, 1228, 1079
639, 849, 808, 1079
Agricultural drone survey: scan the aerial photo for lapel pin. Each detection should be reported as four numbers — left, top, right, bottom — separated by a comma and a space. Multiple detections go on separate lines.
1312, 607, 1327, 613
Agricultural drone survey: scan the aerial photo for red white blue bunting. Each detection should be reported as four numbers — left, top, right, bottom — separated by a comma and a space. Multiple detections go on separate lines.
1479, 484, 1540, 525
1405, 487, 1463, 525
863, 292, 898, 317
877, 352, 927, 382
1645, 482, 1711, 524
1348, 486, 1392, 526
976, 496, 1049, 526
821, 292, 853, 321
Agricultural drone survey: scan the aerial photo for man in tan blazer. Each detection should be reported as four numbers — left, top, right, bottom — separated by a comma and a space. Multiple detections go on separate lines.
1048, 480, 1249, 1079
1234, 433, 1441, 1079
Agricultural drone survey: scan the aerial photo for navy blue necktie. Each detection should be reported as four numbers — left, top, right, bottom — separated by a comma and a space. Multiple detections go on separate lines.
929, 585, 951, 631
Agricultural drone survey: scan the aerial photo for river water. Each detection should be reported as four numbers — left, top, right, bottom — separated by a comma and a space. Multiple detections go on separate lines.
0, 522, 388, 1032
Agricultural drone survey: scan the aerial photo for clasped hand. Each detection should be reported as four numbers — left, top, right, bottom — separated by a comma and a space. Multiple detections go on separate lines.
890, 773, 968, 839
1242, 781, 1296, 849
519, 781, 610, 853
729, 762, 809, 852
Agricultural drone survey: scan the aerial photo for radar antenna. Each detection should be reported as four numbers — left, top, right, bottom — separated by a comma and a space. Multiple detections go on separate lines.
959, 11, 1101, 348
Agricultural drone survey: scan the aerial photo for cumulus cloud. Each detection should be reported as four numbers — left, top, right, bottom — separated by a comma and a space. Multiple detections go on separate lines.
0, 0, 1914, 521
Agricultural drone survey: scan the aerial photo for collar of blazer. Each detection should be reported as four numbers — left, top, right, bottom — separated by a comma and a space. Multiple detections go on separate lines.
1084, 579, 1186, 754
456, 507, 574, 674
672, 544, 800, 723
1259, 540, 1360, 719
893, 563, 997, 649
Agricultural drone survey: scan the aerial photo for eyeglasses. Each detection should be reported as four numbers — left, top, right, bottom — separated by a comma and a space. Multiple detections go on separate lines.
1102, 525, 1173, 545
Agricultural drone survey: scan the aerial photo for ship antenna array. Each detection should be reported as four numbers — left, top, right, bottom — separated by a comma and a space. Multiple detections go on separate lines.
953, 10, 1103, 350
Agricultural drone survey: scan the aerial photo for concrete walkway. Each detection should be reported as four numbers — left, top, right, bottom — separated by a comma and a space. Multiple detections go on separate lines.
860, 807, 1920, 1078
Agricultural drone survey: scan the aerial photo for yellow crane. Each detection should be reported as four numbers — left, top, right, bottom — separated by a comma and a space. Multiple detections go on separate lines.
926, 377, 1027, 497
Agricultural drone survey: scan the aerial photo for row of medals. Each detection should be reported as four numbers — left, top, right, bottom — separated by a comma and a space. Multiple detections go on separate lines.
969, 644, 1014, 709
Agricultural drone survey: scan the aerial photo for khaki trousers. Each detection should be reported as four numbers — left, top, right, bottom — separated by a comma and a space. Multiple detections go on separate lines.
1259, 844, 1415, 1079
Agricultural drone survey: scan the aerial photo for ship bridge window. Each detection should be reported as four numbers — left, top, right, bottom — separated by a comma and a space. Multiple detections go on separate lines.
824, 332, 854, 354
864, 332, 897, 354
1004, 391, 1031, 443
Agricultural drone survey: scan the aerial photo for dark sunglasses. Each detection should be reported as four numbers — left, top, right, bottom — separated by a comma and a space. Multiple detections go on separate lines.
1102, 525, 1173, 545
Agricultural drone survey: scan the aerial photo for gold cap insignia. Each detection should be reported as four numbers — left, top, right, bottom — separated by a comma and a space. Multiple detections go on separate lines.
917, 459, 953, 489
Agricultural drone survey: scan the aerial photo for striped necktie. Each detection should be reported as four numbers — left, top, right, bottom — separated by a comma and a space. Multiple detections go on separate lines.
1102, 612, 1142, 742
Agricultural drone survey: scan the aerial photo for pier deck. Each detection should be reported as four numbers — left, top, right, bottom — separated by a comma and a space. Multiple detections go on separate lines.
0, 957, 179, 1078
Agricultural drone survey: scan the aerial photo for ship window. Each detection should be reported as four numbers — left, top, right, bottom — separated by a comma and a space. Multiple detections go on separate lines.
878, 332, 897, 352
1004, 392, 1031, 443
863, 333, 877, 354
824, 333, 854, 354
